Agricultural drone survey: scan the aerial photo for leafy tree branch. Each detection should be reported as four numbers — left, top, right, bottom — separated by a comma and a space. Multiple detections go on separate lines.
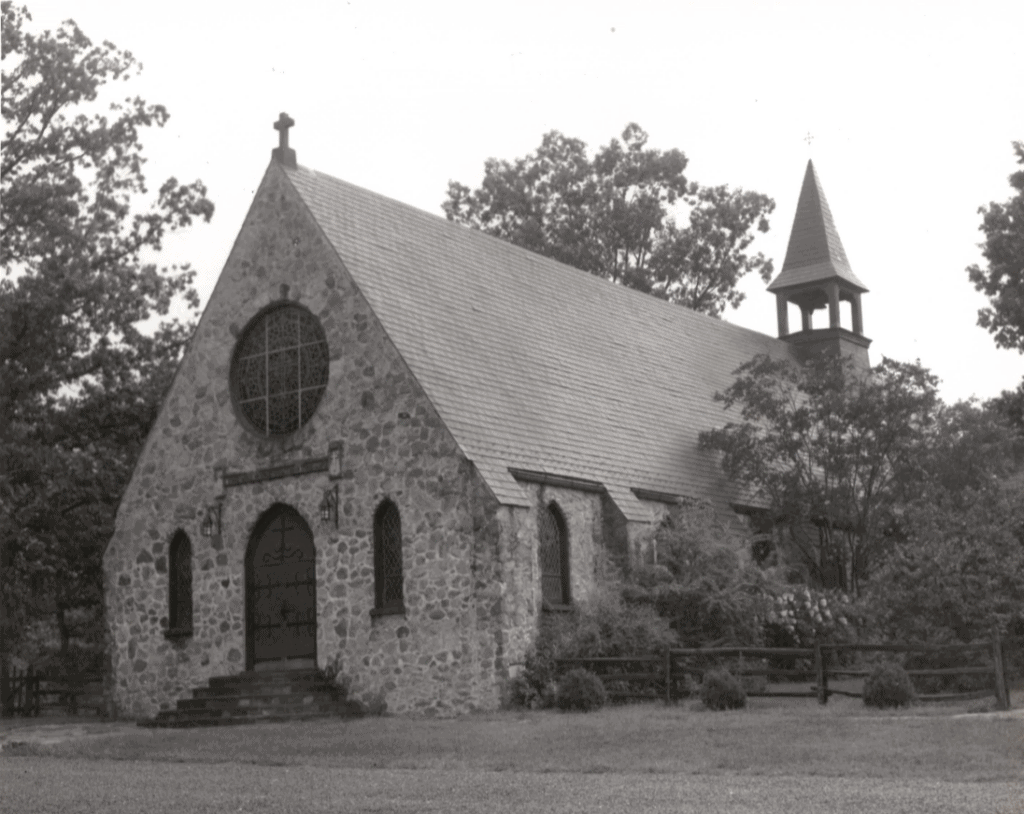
443, 123, 774, 317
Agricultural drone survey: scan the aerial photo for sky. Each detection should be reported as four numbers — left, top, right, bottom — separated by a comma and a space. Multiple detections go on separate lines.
20, 0, 1024, 404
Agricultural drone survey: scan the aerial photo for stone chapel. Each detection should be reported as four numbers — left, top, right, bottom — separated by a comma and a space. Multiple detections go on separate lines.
103, 116, 870, 718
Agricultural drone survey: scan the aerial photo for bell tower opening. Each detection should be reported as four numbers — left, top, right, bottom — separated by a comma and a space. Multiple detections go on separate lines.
768, 160, 871, 369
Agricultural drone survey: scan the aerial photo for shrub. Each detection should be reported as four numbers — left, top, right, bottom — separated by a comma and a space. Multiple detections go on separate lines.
863, 662, 916, 709
520, 575, 677, 702
626, 500, 777, 648
502, 674, 540, 710
556, 668, 607, 712
364, 689, 388, 716
321, 654, 353, 703
700, 669, 746, 710
555, 565, 678, 660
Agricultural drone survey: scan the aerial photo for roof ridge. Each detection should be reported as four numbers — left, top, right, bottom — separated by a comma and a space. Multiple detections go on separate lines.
283, 162, 800, 514
288, 164, 786, 343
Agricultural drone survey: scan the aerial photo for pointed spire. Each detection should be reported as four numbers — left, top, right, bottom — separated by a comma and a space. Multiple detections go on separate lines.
768, 160, 867, 293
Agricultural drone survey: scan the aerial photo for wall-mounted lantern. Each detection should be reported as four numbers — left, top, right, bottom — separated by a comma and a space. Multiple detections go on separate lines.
319, 484, 339, 527
200, 501, 222, 538
328, 441, 343, 480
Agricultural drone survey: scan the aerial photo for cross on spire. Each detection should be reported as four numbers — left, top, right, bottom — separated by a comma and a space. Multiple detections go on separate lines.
275, 113, 294, 149
272, 112, 297, 169
804, 131, 814, 148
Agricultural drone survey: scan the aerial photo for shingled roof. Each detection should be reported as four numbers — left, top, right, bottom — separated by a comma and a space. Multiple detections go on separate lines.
286, 165, 798, 521
768, 160, 868, 293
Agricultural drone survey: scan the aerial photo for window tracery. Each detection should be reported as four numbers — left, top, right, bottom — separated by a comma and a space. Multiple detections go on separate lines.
168, 531, 193, 634
232, 305, 329, 435
373, 500, 404, 613
539, 503, 570, 608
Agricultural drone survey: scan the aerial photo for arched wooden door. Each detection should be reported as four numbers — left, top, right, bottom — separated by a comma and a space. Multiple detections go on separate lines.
246, 506, 317, 670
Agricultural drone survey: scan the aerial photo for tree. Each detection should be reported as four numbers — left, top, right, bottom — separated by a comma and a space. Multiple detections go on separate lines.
870, 473, 1024, 645
967, 141, 1024, 351
1, 4, 213, 666
913, 399, 1023, 507
699, 353, 940, 596
987, 377, 1024, 435
443, 124, 775, 317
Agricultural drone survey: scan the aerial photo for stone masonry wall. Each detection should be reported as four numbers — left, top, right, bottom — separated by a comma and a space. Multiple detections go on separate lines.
498, 483, 605, 675
104, 162, 509, 718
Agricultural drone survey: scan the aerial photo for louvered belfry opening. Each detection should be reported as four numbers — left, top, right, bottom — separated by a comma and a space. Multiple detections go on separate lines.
539, 503, 570, 607
374, 500, 404, 612
232, 304, 329, 436
168, 531, 193, 632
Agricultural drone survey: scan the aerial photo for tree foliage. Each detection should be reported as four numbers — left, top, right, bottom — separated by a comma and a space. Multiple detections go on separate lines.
869, 404, 1024, 644
912, 399, 1023, 506
870, 474, 1024, 645
1, 3, 213, 660
699, 353, 941, 596
443, 124, 775, 317
626, 500, 776, 648
987, 377, 1024, 435
967, 141, 1024, 351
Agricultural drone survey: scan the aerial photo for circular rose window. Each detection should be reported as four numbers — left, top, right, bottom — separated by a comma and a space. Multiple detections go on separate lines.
231, 305, 329, 435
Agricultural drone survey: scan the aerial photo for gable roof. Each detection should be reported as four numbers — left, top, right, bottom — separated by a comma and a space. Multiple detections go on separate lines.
768, 160, 868, 293
285, 164, 797, 520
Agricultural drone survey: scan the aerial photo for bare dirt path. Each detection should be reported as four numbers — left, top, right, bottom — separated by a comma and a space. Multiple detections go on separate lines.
2, 757, 1022, 814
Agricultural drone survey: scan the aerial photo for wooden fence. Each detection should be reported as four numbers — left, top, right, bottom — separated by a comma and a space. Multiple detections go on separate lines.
556, 630, 1014, 710
1, 665, 104, 717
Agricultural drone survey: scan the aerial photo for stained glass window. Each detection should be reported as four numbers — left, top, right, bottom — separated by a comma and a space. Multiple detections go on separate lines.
539, 503, 570, 608
232, 305, 329, 435
374, 501, 404, 612
169, 531, 193, 633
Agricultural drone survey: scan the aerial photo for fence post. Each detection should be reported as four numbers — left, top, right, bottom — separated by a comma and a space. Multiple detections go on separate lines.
664, 649, 672, 705
992, 628, 1010, 711
0, 659, 10, 718
30, 666, 40, 717
19, 666, 28, 716
815, 643, 828, 705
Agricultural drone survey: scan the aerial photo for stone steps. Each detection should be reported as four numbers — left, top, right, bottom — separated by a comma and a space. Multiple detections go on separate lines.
138, 668, 363, 728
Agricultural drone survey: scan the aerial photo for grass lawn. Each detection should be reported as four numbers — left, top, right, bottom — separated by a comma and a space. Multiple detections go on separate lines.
6, 694, 1022, 783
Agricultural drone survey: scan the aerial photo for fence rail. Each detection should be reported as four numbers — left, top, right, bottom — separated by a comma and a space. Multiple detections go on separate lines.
1, 665, 104, 718
555, 630, 1015, 710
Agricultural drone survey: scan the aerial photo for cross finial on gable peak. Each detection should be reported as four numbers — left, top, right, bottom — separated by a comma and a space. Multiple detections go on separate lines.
272, 112, 297, 169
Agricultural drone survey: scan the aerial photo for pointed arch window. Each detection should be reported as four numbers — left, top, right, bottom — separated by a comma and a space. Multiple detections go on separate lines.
373, 500, 404, 615
539, 503, 570, 609
167, 531, 193, 636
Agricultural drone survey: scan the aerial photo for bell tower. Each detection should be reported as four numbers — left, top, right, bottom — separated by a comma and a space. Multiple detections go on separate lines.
768, 161, 870, 368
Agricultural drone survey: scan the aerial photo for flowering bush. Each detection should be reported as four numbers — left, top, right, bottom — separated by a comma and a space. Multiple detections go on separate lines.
764, 587, 857, 648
